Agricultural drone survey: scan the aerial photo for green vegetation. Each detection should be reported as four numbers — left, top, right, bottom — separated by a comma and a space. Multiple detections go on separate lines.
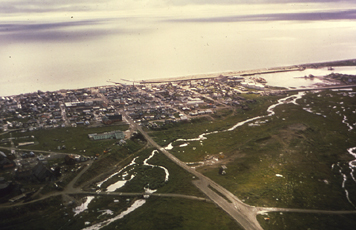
257, 212, 356, 230
149, 94, 282, 149
0, 196, 64, 230
107, 197, 242, 230
0, 145, 241, 230
0, 195, 242, 230
201, 90, 356, 210
96, 147, 204, 197
2, 89, 356, 229
119, 148, 205, 197
74, 138, 146, 188
149, 89, 356, 229
1, 124, 129, 156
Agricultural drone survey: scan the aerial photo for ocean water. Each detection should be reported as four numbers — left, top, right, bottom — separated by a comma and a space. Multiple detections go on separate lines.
1, 3, 356, 96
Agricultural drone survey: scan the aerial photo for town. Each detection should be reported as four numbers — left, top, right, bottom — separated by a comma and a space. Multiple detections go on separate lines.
0, 75, 281, 135
1, 70, 356, 199
1, 67, 356, 230
0, 74, 275, 199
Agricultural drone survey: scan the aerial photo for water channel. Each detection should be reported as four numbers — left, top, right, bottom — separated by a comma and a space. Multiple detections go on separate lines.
164, 89, 356, 208
76, 150, 170, 229
76, 87, 356, 228
261, 66, 356, 88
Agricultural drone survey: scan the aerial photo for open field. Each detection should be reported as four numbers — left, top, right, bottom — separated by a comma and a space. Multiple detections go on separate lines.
1, 75, 356, 229
148, 89, 356, 227
0, 124, 129, 156
0, 145, 243, 230
257, 212, 356, 230
0, 195, 242, 230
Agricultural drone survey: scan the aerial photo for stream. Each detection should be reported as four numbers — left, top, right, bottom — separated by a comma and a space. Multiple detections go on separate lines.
165, 92, 306, 149
82, 199, 147, 230
77, 150, 170, 229
164, 90, 356, 207
76, 89, 356, 227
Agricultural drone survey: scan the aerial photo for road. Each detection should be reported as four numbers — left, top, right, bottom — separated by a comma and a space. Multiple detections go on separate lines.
121, 108, 356, 229
285, 84, 356, 92
184, 86, 228, 108
60, 103, 70, 127
2, 93, 356, 228
121, 109, 264, 230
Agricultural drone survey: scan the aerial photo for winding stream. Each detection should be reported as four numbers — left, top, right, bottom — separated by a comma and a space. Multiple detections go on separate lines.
165, 92, 306, 148
79, 89, 356, 227
143, 150, 169, 182
82, 199, 146, 230
164, 90, 356, 208
80, 150, 170, 229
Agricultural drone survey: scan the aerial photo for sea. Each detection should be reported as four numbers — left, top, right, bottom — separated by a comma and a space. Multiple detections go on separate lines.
1, 4, 356, 96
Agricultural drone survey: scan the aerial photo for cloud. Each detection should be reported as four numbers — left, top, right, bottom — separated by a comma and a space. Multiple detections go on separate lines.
0, 0, 102, 13
166, 9, 356, 23
0, 18, 151, 43
166, 0, 356, 5
167, 0, 355, 5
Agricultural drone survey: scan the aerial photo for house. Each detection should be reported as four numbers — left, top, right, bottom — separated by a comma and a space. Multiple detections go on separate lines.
65, 154, 76, 165
0, 151, 15, 169
32, 161, 53, 182
102, 113, 122, 125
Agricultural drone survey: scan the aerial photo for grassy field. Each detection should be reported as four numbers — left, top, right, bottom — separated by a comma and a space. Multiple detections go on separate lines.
1, 89, 356, 229
149, 94, 282, 152
73, 138, 146, 188
1, 124, 129, 156
148, 89, 356, 227
0, 145, 242, 230
103, 147, 205, 197
0, 195, 242, 230
104, 197, 242, 230
257, 212, 356, 230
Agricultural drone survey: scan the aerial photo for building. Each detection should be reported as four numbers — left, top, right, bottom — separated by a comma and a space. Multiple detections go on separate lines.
102, 113, 122, 125
32, 161, 54, 182
0, 151, 15, 169
88, 130, 125, 140
241, 82, 265, 90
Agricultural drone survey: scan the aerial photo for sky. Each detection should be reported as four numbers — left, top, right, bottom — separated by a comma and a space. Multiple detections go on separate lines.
1, 0, 356, 96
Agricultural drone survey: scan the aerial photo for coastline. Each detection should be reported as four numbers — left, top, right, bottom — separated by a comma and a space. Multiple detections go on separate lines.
139, 59, 356, 84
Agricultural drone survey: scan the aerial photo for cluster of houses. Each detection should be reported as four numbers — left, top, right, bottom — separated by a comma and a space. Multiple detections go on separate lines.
99, 75, 265, 124
0, 74, 272, 202
0, 87, 122, 133
0, 74, 268, 134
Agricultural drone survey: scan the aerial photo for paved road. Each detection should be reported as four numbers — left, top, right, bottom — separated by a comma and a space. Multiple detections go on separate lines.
285, 84, 356, 92
70, 191, 209, 201
60, 103, 70, 127
257, 207, 356, 215
184, 86, 228, 108
0, 146, 70, 160
121, 109, 356, 229
121, 110, 264, 230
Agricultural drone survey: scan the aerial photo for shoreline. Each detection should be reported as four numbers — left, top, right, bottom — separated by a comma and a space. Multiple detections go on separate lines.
139, 58, 356, 84
3, 59, 356, 97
